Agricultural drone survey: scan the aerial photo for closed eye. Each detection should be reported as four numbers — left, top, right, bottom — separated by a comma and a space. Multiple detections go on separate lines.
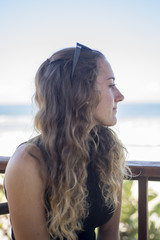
109, 84, 116, 89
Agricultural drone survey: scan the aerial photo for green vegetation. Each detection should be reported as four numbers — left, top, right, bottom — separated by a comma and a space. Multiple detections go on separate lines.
120, 180, 160, 240
0, 175, 10, 239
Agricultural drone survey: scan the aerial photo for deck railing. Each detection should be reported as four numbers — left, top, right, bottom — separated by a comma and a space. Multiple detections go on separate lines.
127, 161, 160, 240
0, 156, 160, 240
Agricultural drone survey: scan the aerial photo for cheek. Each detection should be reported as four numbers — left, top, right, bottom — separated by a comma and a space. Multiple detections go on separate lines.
100, 90, 113, 106
94, 96, 109, 117
94, 88, 113, 114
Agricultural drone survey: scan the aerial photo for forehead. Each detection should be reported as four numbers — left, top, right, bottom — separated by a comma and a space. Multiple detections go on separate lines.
97, 58, 115, 82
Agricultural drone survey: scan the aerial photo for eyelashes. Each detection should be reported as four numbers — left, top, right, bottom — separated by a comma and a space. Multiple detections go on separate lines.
109, 84, 116, 89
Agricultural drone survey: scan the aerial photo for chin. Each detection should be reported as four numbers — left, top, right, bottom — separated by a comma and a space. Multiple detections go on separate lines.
94, 117, 117, 127
105, 118, 117, 127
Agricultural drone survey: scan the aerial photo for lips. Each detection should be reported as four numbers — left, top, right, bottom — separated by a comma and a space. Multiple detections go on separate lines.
113, 108, 117, 113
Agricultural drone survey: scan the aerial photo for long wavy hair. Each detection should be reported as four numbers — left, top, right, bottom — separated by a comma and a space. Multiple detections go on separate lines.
31, 46, 128, 240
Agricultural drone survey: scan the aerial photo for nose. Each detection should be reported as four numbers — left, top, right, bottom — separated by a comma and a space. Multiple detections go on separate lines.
115, 88, 124, 102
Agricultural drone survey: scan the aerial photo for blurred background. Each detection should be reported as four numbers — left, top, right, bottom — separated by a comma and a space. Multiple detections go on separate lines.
1, 0, 160, 104
0, 0, 160, 239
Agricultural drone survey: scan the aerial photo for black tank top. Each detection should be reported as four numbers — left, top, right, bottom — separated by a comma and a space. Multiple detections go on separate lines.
6, 138, 114, 240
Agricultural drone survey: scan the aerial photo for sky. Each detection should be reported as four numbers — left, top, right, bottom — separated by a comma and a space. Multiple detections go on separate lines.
0, 0, 160, 104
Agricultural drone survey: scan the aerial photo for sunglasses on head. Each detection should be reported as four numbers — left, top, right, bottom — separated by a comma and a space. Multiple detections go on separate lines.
71, 43, 92, 77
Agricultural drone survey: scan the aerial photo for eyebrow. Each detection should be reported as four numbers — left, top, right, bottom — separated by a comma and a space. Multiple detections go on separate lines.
106, 77, 115, 81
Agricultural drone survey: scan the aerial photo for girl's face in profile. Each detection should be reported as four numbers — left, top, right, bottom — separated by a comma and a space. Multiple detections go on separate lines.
93, 58, 124, 127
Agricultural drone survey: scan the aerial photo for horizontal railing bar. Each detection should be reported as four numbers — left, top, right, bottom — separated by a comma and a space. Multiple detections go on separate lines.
1, 157, 160, 177
0, 202, 9, 215
129, 177, 160, 181
0, 156, 10, 173
127, 160, 160, 167
127, 160, 160, 178
0, 156, 10, 162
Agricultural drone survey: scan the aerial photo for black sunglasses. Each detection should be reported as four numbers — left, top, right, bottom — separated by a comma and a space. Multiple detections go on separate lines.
71, 43, 92, 77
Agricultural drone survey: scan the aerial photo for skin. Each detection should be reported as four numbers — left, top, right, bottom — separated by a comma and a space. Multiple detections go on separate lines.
97, 188, 122, 240
5, 144, 51, 240
5, 57, 124, 240
94, 58, 124, 126
94, 58, 124, 240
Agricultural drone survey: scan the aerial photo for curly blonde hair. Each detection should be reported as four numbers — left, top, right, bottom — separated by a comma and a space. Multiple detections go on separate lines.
31, 47, 128, 240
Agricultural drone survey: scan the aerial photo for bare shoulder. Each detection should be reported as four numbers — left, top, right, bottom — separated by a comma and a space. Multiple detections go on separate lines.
5, 142, 47, 206
5, 142, 47, 186
4, 143, 50, 240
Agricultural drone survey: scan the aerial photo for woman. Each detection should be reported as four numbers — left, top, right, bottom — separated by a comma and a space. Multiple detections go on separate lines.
5, 43, 128, 240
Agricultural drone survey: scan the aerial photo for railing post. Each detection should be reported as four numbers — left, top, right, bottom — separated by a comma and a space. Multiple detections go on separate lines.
0, 202, 9, 215
138, 177, 148, 240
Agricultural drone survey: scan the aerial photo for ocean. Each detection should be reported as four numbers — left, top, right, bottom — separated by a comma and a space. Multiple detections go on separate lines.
0, 103, 160, 161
